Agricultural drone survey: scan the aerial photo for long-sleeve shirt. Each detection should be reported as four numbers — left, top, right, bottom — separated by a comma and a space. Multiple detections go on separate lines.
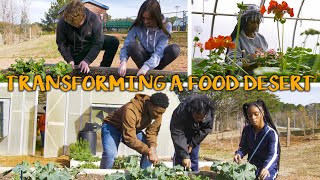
170, 95, 214, 159
56, 8, 104, 64
103, 94, 162, 155
236, 124, 279, 172
38, 114, 46, 132
120, 24, 169, 71
227, 30, 268, 67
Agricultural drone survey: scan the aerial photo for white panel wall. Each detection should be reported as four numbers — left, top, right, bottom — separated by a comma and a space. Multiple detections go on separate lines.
0, 85, 37, 155
45, 86, 180, 158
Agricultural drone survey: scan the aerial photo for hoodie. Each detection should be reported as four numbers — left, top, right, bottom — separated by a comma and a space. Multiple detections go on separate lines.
103, 94, 163, 155
120, 24, 169, 71
227, 30, 268, 67
170, 95, 214, 159
56, 8, 104, 64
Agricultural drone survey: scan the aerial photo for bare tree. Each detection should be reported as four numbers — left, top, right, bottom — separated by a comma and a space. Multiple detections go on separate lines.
0, 0, 9, 22
8, 0, 17, 24
20, 0, 31, 36
0, 0, 18, 44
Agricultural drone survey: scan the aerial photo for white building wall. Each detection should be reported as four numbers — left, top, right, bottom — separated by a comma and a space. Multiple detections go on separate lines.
45, 86, 180, 158
0, 85, 37, 155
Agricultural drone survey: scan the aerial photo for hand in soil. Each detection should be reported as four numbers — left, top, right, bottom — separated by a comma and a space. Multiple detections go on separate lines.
69, 61, 75, 69
182, 158, 191, 169
79, 60, 90, 74
234, 153, 242, 164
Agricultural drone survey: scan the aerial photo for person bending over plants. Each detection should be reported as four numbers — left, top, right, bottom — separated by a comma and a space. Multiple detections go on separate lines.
234, 100, 280, 180
118, 0, 180, 76
227, 4, 268, 74
56, 0, 119, 74
170, 94, 214, 172
100, 93, 169, 169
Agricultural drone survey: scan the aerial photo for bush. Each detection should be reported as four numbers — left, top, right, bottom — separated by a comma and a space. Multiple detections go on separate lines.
69, 139, 100, 162
78, 162, 100, 169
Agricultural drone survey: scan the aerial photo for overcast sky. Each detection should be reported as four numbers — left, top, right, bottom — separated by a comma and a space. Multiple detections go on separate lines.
29, 0, 187, 23
271, 84, 320, 106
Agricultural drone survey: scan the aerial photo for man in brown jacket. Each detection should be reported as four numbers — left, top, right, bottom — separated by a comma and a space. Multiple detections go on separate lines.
100, 93, 169, 169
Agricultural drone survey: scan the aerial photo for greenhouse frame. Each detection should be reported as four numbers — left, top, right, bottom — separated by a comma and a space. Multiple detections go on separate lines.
191, 0, 320, 80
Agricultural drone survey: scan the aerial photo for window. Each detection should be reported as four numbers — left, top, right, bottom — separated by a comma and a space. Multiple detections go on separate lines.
0, 99, 10, 138
90, 104, 122, 124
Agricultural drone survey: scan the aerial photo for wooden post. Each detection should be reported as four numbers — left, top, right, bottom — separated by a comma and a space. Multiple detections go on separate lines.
286, 117, 290, 147
216, 121, 219, 145
212, 113, 216, 134
316, 111, 318, 128
294, 112, 296, 128
29, 27, 32, 40
313, 114, 315, 136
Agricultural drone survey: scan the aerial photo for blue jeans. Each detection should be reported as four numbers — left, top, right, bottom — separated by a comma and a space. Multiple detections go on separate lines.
100, 122, 152, 169
40, 131, 45, 148
173, 145, 200, 172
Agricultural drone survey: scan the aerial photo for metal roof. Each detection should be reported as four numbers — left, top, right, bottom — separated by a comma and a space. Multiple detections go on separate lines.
82, 0, 109, 10
58, 0, 109, 14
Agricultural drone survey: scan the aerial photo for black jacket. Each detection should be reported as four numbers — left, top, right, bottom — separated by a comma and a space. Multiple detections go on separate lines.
170, 95, 214, 159
56, 8, 104, 64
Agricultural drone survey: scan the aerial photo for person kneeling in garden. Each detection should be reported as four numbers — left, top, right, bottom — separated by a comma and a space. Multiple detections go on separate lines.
100, 93, 169, 169
170, 94, 214, 172
118, 0, 180, 76
56, 0, 119, 74
234, 100, 280, 180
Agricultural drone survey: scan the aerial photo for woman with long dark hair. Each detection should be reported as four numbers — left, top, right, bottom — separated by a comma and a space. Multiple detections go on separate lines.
118, 0, 180, 76
234, 100, 280, 180
227, 4, 268, 74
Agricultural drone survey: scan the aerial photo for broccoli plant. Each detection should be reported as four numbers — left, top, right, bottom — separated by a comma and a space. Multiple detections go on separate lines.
2, 161, 80, 180
105, 156, 210, 180
211, 161, 257, 180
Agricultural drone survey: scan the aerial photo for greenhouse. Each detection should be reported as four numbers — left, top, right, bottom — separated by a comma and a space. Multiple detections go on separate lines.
192, 0, 320, 79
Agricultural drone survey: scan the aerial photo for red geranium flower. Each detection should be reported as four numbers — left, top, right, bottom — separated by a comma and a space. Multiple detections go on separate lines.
260, 5, 267, 15
288, 8, 294, 17
205, 35, 235, 51
205, 37, 214, 50
268, 0, 278, 13
263, 0, 294, 23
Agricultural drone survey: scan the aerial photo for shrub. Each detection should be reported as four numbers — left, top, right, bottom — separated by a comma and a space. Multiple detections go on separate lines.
69, 139, 100, 162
